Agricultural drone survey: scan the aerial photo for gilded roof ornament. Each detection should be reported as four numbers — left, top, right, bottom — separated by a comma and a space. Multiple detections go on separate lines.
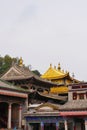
19, 57, 23, 67
50, 64, 52, 68
58, 63, 61, 71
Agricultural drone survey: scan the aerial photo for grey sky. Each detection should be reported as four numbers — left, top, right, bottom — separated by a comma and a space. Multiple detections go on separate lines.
0, 0, 87, 81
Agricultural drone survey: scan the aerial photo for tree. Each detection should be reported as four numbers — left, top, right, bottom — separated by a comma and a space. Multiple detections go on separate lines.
32, 70, 41, 76
0, 55, 18, 75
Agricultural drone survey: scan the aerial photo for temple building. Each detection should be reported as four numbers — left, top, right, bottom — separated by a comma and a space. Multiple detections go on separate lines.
0, 79, 28, 129
41, 63, 80, 96
41, 63, 79, 85
1, 58, 87, 130
1, 59, 67, 105
0, 58, 67, 129
24, 82, 87, 130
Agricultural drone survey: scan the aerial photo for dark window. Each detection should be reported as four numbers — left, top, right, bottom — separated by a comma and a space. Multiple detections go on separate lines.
79, 93, 84, 99
73, 93, 77, 100
21, 86, 28, 89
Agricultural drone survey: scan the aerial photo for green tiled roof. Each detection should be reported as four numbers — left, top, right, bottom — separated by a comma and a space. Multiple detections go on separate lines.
0, 79, 29, 92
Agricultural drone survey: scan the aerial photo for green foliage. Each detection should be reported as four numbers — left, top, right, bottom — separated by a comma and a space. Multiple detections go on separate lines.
0, 55, 18, 75
32, 70, 41, 76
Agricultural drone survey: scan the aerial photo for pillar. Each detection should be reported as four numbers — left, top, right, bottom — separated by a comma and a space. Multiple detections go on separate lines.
64, 118, 68, 130
84, 118, 87, 130
41, 122, 44, 130
8, 103, 12, 129
25, 97, 28, 109
84, 94, 86, 100
73, 121, 76, 130
28, 123, 32, 130
56, 122, 59, 130
19, 104, 22, 129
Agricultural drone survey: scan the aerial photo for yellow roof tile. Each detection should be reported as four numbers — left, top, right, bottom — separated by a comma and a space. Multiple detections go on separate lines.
41, 64, 68, 80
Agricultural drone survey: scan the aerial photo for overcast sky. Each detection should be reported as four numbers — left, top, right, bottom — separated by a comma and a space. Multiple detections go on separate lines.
0, 0, 87, 81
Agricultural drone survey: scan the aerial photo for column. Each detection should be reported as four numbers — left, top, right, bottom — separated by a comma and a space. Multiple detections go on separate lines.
8, 103, 12, 129
19, 104, 22, 129
25, 97, 28, 109
84, 118, 87, 130
73, 121, 76, 130
28, 123, 32, 130
41, 122, 44, 130
77, 94, 79, 100
64, 118, 68, 130
56, 122, 59, 130
24, 120, 27, 130
84, 94, 86, 100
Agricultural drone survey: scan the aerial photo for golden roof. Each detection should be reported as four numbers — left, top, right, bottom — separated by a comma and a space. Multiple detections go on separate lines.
41, 63, 69, 80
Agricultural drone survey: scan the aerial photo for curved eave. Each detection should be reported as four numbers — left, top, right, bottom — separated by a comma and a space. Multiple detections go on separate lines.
69, 77, 80, 83
41, 73, 69, 80
0, 89, 28, 98
35, 102, 59, 110
37, 92, 67, 101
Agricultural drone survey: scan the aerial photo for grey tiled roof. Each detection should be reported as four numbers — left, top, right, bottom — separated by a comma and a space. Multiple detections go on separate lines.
59, 100, 87, 110
1, 65, 58, 86
38, 92, 67, 101
0, 79, 28, 92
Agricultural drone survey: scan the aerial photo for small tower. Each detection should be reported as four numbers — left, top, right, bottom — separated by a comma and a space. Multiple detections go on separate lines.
19, 57, 23, 67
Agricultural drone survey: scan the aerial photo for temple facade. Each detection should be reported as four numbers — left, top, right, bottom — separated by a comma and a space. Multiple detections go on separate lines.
59, 82, 87, 130
24, 82, 87, 130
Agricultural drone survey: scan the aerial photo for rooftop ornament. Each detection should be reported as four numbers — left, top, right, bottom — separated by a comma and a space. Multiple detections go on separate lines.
58, 63, 61, 71
19, 57, 23, 67
50, 63, 52, 68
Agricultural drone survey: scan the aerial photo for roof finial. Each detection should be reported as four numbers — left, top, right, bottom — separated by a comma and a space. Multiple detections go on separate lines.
50, 64, 52, 68
19, 57, 23, 67
72, 72, 75, 78
72, 72, 75, 83
58, 63, 61, 71
54, 66, 56, 70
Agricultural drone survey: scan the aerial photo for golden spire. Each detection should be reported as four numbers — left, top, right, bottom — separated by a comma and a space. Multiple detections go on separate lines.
58, 63, 61, 71
19, 57, 23, 67
50, 63, 52, 68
